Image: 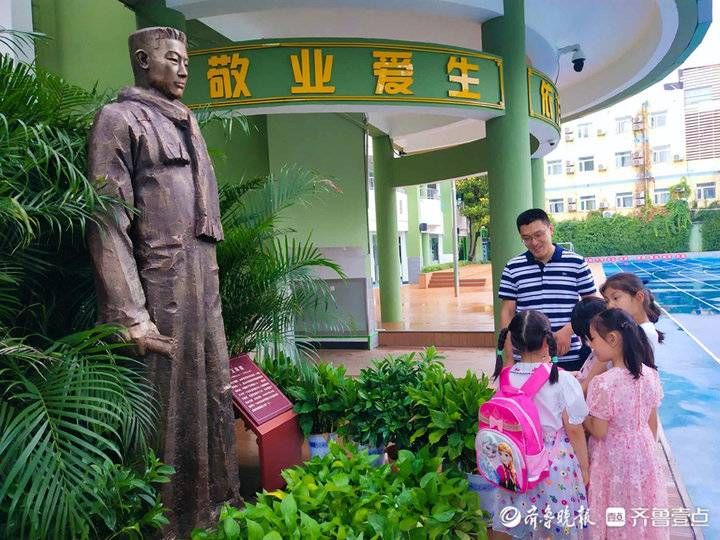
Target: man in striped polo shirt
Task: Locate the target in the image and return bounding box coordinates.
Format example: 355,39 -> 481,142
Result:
499,209 -> 597,370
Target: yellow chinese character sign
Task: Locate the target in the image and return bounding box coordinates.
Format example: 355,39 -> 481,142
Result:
447,56 -> 481,99
186,39 -> 505,114
207,53 -> 251,99
372,51 -> 414,95
290,48 -> 335,94
527,68 -> 561,133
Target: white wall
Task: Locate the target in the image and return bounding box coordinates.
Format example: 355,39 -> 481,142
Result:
0,0 -> 35,63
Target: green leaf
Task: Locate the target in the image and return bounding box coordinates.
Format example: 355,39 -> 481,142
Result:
262,532 -> 284,540
221,517 -> 241,539
246,518 -> 265,540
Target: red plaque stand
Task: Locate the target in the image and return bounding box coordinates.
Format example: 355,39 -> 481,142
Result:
229,354 -> 303,491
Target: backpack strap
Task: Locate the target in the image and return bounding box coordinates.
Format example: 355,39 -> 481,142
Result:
498,366 -> 514,393
520,364 -> 552,398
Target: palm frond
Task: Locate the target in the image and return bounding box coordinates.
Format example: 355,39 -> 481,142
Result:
0,326 -> 158,539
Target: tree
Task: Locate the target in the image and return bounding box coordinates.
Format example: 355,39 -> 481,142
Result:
456,174 -> 489,260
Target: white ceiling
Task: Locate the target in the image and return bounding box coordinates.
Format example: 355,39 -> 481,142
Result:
171,0 -> 683,154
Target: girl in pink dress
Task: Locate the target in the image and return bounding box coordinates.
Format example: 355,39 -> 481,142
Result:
584,308 -> 667,540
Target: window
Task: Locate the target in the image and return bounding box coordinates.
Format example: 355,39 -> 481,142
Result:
615,116 -> 632,134
686,86 -> 712,106
578,156 -> 594,172
580,196 -> 596,211
368,171 -> 375,190
577,123 -> 591,138
654,188 -> 670,204
616,192 -> 633,208
696,182 -> 717,200
652,145 -> 671,164
546,160 -> 562,175
650,111 -> 667,129
549,199 -> 564,213
615,151 -> 632,168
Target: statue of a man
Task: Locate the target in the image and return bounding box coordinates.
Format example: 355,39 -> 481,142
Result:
87,27 -> 239,537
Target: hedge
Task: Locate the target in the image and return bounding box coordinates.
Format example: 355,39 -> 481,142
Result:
701,214 -> 720,251
553,200 -> 692,257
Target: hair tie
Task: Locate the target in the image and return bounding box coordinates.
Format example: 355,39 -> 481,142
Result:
551,356 -> 559,363
496,349 -> 504,357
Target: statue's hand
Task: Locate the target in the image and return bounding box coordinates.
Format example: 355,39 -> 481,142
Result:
127,320 -> 176,358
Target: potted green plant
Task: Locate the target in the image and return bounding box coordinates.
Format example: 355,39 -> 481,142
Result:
289,362 -> 355,458
408,367 -> 495,510
339,347 -> 443,464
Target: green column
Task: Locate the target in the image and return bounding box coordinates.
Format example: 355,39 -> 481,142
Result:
406,185 -> 422,258
482,0 -> 534,330
531,158 -> 545,210
441,181 -> 454,256
373,135 -> 402,322
422,233 -> 432,267
132,0 -> 186,31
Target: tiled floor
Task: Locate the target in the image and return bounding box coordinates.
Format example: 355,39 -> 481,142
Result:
374,263 -> 608,332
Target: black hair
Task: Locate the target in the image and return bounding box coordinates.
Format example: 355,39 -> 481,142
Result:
516,208 -> 551,231
571,297 -> 608,344
590,308 -> 657,379
494,310 -> 559,384
600,272 -> 665,343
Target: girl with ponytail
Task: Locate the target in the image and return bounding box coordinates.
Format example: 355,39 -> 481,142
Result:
491,311 -> 590,539
600,272 -> 665,348
583,308 -> 665,539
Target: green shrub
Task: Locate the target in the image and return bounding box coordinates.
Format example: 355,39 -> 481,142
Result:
192,444 -> 487,539
409,369 -> 494,473
701,213 -> 720,251
553,201 -> 692,256
339,347 -> 445,449
421,261 -> 471,273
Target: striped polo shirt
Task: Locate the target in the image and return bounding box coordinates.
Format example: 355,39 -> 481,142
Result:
499,244 -> 597,363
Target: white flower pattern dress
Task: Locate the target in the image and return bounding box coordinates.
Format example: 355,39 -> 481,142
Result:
493,364 -> 589,539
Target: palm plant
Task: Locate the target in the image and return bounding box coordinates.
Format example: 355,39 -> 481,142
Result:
0,33 -> 161,538
216,165 -> 347,359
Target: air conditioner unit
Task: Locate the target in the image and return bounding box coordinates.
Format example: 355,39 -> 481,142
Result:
673,154 -> 684,162
598,164 -> 607,172
567,197 -> 576,204
568,202 -> 577,212
632,151 -> 642,158
419,223 -> 428,232
632,157 -> 644,166
565,133 -> 574,142
599,201 -> 609,209
597,129 -> 606,136
566,164 -> 575,174
602,211 -> 615,218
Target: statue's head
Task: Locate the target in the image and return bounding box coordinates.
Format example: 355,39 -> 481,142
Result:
129,27 -> 188,100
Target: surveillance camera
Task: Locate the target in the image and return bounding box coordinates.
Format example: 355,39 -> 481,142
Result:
571,48 -> 586,72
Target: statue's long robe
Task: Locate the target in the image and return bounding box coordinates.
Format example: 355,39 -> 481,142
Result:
87,89 -> 239,537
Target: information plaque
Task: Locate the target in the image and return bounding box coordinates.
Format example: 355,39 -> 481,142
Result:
229,354 -> 293,425
229,354 -> 303,491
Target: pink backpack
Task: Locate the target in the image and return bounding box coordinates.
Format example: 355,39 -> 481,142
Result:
476,364 -> 551,493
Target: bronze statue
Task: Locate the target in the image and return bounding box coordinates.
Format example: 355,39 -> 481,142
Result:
87,27 -> 239,537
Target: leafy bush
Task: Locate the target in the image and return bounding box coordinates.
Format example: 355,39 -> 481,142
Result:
289,362 -> 355,436
192,444 -> 487,539
89,450 -> 174,539
553,200 -> 692,256
421,261 -> 471,273
701,212 -> 720,251
409,369 -> 494,473
339,348 -> 444,449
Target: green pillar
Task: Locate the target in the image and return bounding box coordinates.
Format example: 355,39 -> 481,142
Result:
483,0 -> 534,330
531,158 -> 545,210
441,181 -> 454,256
422,233 -> 432,267
132,0 -> 186,31
406,186 -> 422,258
373,135 -> 402,322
